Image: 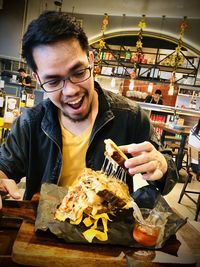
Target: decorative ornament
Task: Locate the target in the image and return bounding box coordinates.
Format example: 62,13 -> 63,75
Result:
130,72 -> 136,79
101,14 -> 109,34
95,65 -> 102,74
99,39 -> 106,48
136,40 -> 143,49
138,19 -> 146,30
96,13 -> 109,73
168,16 -> 188,89
130,15 -> 146,80
180,19 -> 188,36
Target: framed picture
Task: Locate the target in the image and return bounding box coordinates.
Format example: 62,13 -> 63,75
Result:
4,96 -> 20,123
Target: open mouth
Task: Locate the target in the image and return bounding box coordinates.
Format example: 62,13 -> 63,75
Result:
67,96 -> 84,110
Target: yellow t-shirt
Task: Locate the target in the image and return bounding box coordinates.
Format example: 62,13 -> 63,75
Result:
58,123 -> 92,188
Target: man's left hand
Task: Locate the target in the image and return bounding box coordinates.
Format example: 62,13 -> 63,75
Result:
120,141 -> 168,181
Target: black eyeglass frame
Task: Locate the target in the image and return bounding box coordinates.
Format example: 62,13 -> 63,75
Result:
37,66 -> 92,93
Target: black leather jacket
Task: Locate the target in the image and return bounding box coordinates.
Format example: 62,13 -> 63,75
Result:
0,82 -> 178,199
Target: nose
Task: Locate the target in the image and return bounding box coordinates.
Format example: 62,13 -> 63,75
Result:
61,79 -> 80,96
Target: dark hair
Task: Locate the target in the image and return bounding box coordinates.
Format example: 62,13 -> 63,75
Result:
155,89 -> 162,95
18,68 -> 26,72
22,11 -> 89,72
194,118 -> 200,135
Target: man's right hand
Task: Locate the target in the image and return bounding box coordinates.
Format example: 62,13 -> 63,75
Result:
0,179 -> 21,209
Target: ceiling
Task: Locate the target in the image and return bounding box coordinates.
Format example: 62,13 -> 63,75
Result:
56,0 -> 199,53
59,0 -> 200,19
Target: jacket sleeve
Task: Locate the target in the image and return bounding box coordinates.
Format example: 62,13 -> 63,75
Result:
150,153 -> 179,195
0,117 -> 28,182
137,108 -> 179,195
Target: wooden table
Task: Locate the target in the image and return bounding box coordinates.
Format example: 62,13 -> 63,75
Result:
0,198 -> 199,267
152,122 -> 191,171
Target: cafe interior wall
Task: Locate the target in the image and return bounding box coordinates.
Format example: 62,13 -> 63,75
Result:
24,0 -> 200,54
122,80 -> 178,106
0,0 -> 200,107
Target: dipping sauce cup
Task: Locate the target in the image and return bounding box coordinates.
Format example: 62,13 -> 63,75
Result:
133,208 -> 165,247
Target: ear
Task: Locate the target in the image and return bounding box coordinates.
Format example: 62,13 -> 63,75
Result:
32,72 -> 37,80
32,72 -> 40,85
88,51 -> 94,68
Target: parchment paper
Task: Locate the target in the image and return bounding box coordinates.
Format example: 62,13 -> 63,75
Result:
35,183 -> 186,248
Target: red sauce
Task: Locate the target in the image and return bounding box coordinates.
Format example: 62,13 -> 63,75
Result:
133,223 -> 161,247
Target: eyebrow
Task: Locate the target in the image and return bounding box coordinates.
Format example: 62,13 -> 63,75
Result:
43,62 -> 88,81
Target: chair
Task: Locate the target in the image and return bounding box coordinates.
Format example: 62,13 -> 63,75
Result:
165,140 -> 188,170
178,144 -> 200,221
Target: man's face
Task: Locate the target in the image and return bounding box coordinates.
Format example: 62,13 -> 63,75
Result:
153,93 -> 160,101
33,39 -> 95,122
19,71 -> 25,77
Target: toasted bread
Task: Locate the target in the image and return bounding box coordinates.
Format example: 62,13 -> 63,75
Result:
104,139 -> 128,169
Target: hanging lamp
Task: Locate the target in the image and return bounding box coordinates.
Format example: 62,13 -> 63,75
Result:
147,82 -> 153,93
110,77 -> 116,88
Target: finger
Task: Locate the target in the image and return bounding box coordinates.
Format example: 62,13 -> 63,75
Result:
127,160 -> 157,176
0,179 -> 21,199
7,181 -> 21,199
125,152 -> 150,168
119,145 -> 131,154
142,169 -> 164,181
127,142 -> 153,154
0,195 -> 2,209
120,142 -> 153,155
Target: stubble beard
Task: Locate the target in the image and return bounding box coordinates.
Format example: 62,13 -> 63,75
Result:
62,104 -> 92,123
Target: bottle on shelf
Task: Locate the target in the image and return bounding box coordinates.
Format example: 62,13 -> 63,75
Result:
20,88 -> 27,107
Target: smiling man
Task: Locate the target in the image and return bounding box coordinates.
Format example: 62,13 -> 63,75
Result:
0,11 -> 178,203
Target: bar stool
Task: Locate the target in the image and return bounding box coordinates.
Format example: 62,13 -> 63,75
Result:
178,144 -> 200,221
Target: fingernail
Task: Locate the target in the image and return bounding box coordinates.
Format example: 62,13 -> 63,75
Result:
142,174 -> 149,180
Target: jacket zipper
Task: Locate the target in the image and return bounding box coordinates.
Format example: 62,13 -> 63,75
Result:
42,128 -> 63,185
88,115 -> 114,147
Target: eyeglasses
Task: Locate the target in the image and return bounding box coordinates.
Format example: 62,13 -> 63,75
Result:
39,66 -> 92,93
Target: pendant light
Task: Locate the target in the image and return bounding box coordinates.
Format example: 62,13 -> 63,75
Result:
129,80 -> 135,90
168,83 -> 174,96
110,77 -> 116,88
147,82 -> 153,93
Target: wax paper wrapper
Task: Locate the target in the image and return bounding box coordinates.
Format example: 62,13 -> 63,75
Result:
35,183 -> 186,248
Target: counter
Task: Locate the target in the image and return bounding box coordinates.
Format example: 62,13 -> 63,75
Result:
138,102 -> 200,127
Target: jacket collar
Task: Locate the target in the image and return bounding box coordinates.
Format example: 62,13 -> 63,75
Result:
90,82 -> 114,142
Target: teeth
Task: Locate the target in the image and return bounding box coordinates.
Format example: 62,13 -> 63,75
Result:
67,97 -> 82,105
